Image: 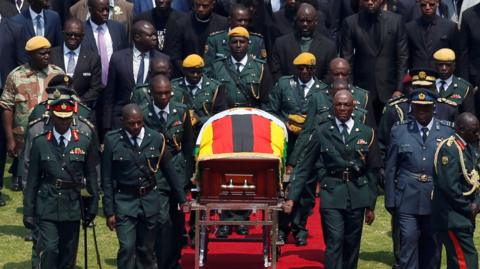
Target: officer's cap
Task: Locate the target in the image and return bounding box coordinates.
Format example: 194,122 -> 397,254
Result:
50,99 -> 75,118
183,54 -> 204,68
409,89 -> 437,105
293,52 -> 316,66
433,48 -> 456,62
25,36 -> 51,52
227,26 -> 249,39
410,67 -> 437,86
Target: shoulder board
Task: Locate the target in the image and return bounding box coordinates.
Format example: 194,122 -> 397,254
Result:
253,57 -> 267,64
213,56 -> 228,62
388,97 -> 408,106
438,120 -> 454,127
279,75 -> 294,82
351,86 -> 368,95
171,77 -> 183,84
79,102 -> 91,112
204,76 -> 222,86
105,128 -> 123,138
49,64 -> 65,72
250,32 -> 263,38
455,76 -> 472,87
28,117 -> 45,127
209,30 -> 227,37
394,119 -> 412,126
133,82 -> 150,90
437,98 -> 458,107
171,101 -> 188,109
77,116 -> 95,129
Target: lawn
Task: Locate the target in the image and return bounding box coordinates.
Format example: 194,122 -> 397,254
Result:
1,172 -> 479,268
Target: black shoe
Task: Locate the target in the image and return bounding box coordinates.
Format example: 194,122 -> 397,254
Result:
236,225 -> 249,235
10,177 -> 22,192
0,193 -> 5,207
24,234 -> 33,242
216,225 -> 231,238
277,233 -> 286,245
295,237 -> 307,246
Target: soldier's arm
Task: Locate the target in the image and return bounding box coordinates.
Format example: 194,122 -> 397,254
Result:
84,135 -> 100,216
23,139 -> 42,217
211,84 -> 228,114
339,19 -> 354,66
182,112 -> 195,187
394,18 -> 409,91
384,128 -> 399,210
262,82 -> 286,122
0,75 -> 16,155
461,83 -> 475,114
101,137 -> 115,217
203,36 -> 217,67
259,64 -> 274,106
269,41 -> 282,82
160,149 -> 187,203
366,130 -> 381,210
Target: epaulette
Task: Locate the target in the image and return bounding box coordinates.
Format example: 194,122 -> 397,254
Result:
79,102 -> 91,112
171,77 -> 183,84
394,119 -> 412,126
437,97 -> 458,107
438,120 -> 454,128
350,85 -> 368,95
387,96 -> 408,106
133,82 -> 150,90
204,76 -> 221,87
456,76 -> 472,87
77,116 -> 95,130
209,30 -> 226,37
213,55 -> 228,62
253,57 -> 267,64
28,117 -> 44,127
250,32 -> 263,38
105,128 -> 123,138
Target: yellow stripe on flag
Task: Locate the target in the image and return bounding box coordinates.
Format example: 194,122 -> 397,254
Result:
198,123 -> 214,157
270,121 -> 286,158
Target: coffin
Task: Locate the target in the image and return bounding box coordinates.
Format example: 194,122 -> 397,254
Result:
194,108 -> 287,204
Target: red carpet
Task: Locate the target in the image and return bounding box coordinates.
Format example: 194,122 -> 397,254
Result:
181,200 -> 325,269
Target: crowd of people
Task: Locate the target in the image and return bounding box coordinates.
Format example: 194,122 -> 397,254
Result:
1,0 -> 480,268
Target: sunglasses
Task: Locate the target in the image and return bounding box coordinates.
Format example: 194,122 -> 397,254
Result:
64,32 -> 83,38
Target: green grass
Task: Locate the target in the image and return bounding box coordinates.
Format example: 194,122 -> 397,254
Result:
1,171 -> 480,268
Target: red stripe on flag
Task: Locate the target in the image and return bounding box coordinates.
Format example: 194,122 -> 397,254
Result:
448,231 -> 468,269
212,115 -> 233,154
251,115 -> 273,153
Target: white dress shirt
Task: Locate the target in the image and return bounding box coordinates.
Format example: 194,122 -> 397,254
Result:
29,7 -> 44,36
53,128 -> 72,147
335,117 -> 354,134
90,20 -> 114,62
185,77 -> 203,95
133,46 -> 150,83
298,78 -> 315,97
416,118 -> 434,137
125,127 -> 145,147
231,55 -> 248,72
63,44 -> 81,76
436,75 -> 453,93
153,103 -> 169,121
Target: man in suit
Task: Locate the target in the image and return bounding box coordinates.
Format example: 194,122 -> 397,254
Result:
102,103 -> 187,269
49,18 -> 102,111
432,112 -> 480,269
270,3 -> 336,82
70,0 -> 134,35
406,0 -> 459,70
103,20 -> 168,131
133,0 -> 155,15
385,89 -> 453,269
133,0 -> 185,69
10,0 -> 63,64
0,0 -> 17,20
284,90 -> 380,269
130,57 -> 173,105
340,0 -> 409,125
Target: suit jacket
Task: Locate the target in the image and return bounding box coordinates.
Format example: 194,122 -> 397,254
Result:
0,18 -> 22,86
103,48 -> 169,129
81,19 -> 128,55
340,10 -> 409,104
459,4 -> 480,86
133,0 -> 154,16
385,119 -> 454,215
49,45 -> 103,107
11,8 -> 63,64
70,0 -> 133,35
0,0 -> 17,19
406,16 -> 459,70
270,32 -> 336,81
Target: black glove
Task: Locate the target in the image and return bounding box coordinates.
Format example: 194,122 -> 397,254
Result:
23,216 -> 36,230
82,214 -> 96,228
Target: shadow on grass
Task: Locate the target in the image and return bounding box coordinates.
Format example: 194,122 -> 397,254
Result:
0,224 -> 30,238
105,258 -> 116,266
360,250 -> 394,266
3,260 -> 30,269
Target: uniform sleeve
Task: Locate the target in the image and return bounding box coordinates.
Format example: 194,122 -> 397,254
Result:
101,136 -> 115,217
262,82 -> 286,122
366,130 -> 381,209
384,128 -> 399,209
259,63 -> 273,105
339,19 -> 354,67
0,73 -> 17,111
211,84 -> 228,115
84,135 -> 100,216
23,139 -> 42,217
203,36 -> 217,67
160,148 -> 187,204
395,18 -> 409,91
182,112 -> 195,187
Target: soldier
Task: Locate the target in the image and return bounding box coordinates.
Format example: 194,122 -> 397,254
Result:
385,89 -> 453,269
432,112 -> 480,269
130,57 -> 173,106
263,52 -> 329,246
171,54 -> 228,135
284,90 -> 381,269
204,4 -> 266,66
23,98 -> 99,269
0,36 -> 64,191
141,74 -> 194,269
433,48 -> 475,114
206,26 -> 273,108
102,104 -> 187,269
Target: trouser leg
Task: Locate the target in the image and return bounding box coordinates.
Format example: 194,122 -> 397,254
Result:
57,221 -> 80,269
137,213 -> 160,269
342,207 -> 365,269
441,229 -> 478,269
321,208 -> 345,269
116,215 -> 138,269
36,219 -> 60,269
398,212 -> 420,269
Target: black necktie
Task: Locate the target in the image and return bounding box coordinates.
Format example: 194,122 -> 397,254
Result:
188,85 -> 197,96
132,136 -> 139,149
235,62 -> 242,72
59,135 -> 66,148
159,111 -> 167,125
137,53 -> 145,84
421,127 -> 428,143
439,80 -> 446,92
300,84 -> 307,98
341,123 -> 348,144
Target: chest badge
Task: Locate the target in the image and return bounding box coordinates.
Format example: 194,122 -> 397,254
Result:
442,156 -> 449,165
357,139 -> 367,145
70,147 -> 85,155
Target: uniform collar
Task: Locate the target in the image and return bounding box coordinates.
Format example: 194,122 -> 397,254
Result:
416,118 -> 434,133
63,44 -> 81,56
335,117 -> 354,134
153,102 -> 170,115
53,128 -> 72,146
185,77 -> 203,90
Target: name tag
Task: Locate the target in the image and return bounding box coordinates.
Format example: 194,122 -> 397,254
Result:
83,72 -> 91,76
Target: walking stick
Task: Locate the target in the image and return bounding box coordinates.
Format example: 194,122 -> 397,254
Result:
84,221 -> 88,269
91,221 -> 103,269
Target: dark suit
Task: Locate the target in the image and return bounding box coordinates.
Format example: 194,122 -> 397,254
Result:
11,8 -> 63,64
340,10 -> 409,123
133,0 -> 154,15
459,4 -> 480,87
270,32 -> 336,81
49,45 -> 103,108
103,48 -> 169,130
81,19 -> 128,55
0,0 -> 17,19
406,16 -> 459,69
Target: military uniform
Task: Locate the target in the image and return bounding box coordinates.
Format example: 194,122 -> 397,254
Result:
436,75 -> 475,114
23,124 -> 99,269
102,126 -> 186,269
206,55 -> 273,108
432,134 -> 480,269
288,117 -> 381,269
385,119 -> 453,269
204,30 -> 267,66
130,82 -> 151,106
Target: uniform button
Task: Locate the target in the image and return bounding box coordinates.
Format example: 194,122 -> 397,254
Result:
62,154 -> 65,157
423,157 -> 426,161
61,168 -> 65,171
58,192 -> 62,195
423,147 -> 426,150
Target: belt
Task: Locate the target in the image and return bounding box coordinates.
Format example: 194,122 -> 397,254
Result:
328,169 -> 364,181
117,183 -> 156,196
46,179 -> 84,189
401,170 -> 432,182
233,102 -> 254,107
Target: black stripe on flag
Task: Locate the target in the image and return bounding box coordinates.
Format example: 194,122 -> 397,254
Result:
231,114 -> 254,152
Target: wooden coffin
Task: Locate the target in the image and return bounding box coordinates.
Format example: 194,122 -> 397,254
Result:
197,158 -> 280,204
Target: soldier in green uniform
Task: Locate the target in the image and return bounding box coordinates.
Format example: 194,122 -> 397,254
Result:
284,90 -> 381,269
171,54 -> 228,135
102,104 -> 187,269
23,98 -> 99,269
0,36 -> 64,191
130,57 -> 173,106
141,75 -> 194,269
432,112 -> 480,269
206,26 -> 273,109
263,52 -> 328,245
203,4 -> 267,66
433,48 -> 475,114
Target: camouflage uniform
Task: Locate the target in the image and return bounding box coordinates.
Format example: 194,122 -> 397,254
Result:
0,64 -> 64,155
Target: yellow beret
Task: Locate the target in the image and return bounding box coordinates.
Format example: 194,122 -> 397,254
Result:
227,26 -> 249,39
293,52 -> 316,66
183,54 -> 204,68
433,48 -> 455,62
25,36 -> 51,52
